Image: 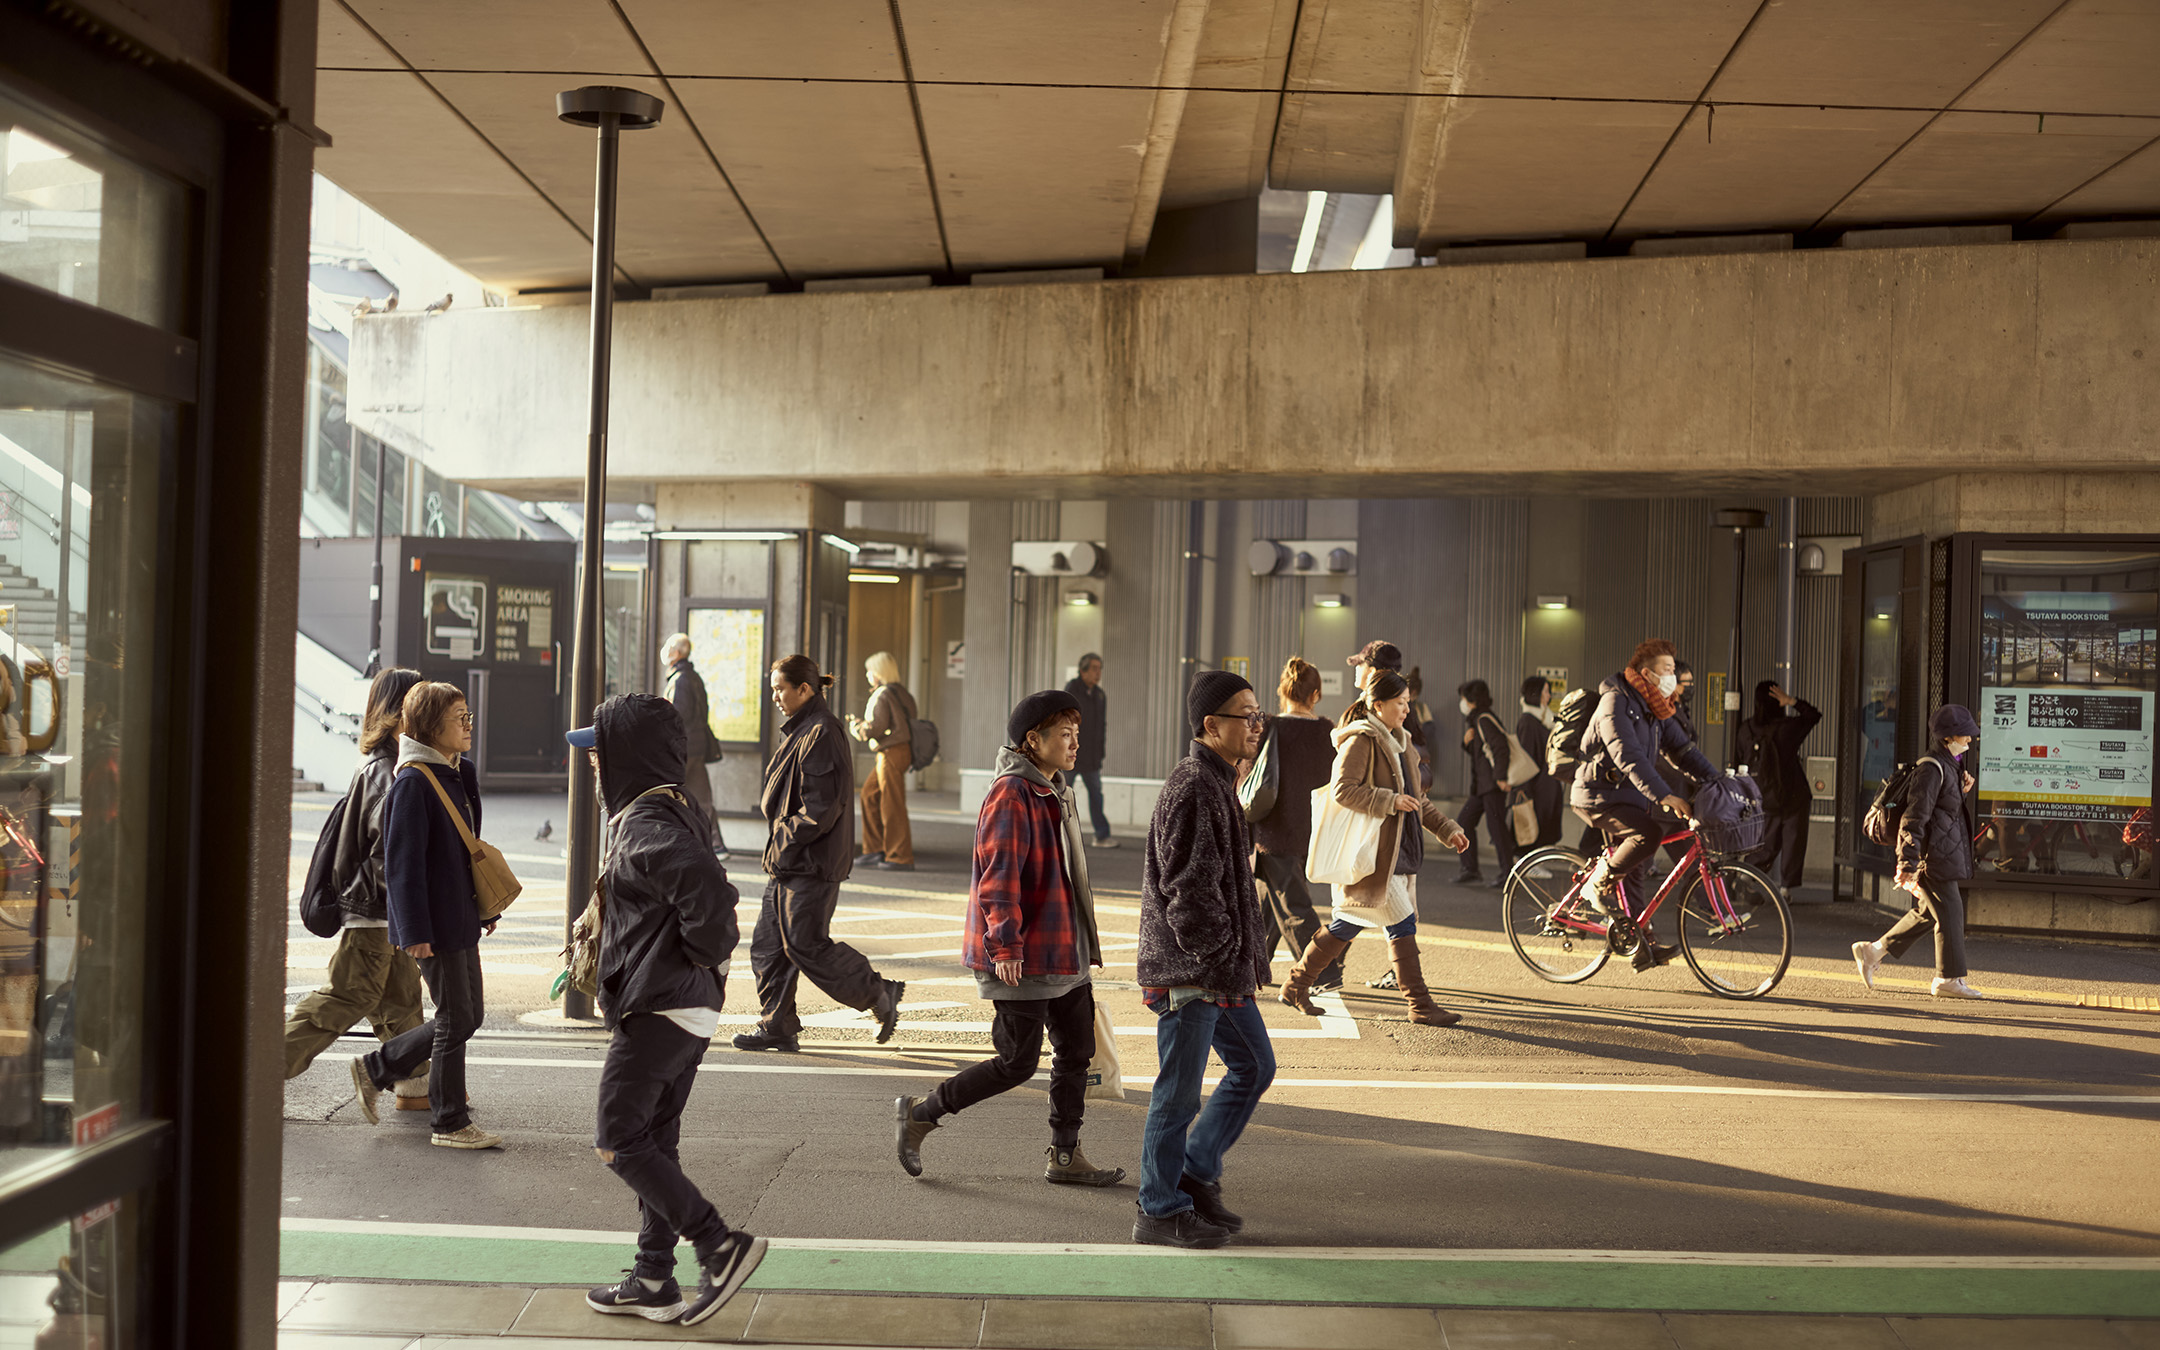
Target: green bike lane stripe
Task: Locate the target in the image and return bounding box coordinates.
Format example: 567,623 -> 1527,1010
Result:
277,1224 -> 2160,1318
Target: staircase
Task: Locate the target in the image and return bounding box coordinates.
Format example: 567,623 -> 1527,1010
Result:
0,560 -> 85,660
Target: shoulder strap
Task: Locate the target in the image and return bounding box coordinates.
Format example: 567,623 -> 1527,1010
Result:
401,764 -> 482,858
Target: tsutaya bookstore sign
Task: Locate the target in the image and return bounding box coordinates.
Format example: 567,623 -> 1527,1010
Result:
1978,687 -> 2155,822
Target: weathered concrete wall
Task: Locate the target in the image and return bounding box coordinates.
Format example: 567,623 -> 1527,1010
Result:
1868,471 -> 2160,542
351,238 -> 2160,500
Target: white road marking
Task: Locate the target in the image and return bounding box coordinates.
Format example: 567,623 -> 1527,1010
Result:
276,1218 -> 2160,1269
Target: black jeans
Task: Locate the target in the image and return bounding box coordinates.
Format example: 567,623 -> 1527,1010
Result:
1881,877 -> 1969,979
750,877 -> 885,1038
597,1013 -> 729,1277
1456,787 -> 1516,877
1253,852 -> 1325,966
925,984 -> 1094,1148
363,944 -> 484,1133
1750,802 -> 1810,890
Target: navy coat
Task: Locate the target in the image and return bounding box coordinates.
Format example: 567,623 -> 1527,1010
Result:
383,756 -> 485,952
1571,673 -> 1717,816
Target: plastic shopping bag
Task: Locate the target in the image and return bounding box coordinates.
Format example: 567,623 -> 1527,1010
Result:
1085,1001 -> 1124,1101
1305,786 -> 1383,886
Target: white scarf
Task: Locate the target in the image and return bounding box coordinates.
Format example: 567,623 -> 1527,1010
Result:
1522,700 -> 1553,727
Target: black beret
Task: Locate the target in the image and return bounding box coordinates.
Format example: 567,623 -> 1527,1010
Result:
1009,689 -> 1083,748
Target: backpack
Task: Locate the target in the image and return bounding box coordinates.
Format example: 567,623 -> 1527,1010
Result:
1862,758 -> 1940,847
908,717 -> 940,772
1545,688 -> 1596,778
298,796 -> 351,939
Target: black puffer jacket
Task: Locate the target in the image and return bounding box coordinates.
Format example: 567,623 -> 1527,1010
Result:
333,744 -> 397,923
1895,749 -> 1973,882
594,693 -> 740,1027
761,691 -> 855,881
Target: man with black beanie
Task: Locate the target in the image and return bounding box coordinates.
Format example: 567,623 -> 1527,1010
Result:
1132,669 -> 1276,1249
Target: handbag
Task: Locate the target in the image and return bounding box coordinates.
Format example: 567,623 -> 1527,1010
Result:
1509,785 -> 1539,847
1238,721 -> 1281,822
401,764 -> 522,922
1481,712 -> 1542,790
1306,785 -> 1384,885
1085,1000 -> 1124,1101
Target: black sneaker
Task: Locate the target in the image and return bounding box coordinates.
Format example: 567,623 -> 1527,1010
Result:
731,1027 -> 799,1053
1177,1174 -> 1244,1233
874,978 -> 905,1045
1133,1206 -> 1229,1249
853,851 -> 885,867
680,1232 -> 769,1326
586,1270 -> 686,1322
876,859 -> 916,872
1450,869 -> 1483,886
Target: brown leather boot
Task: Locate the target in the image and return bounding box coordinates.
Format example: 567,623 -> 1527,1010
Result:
1388,935 -> 1461,1027
1279,929 -> 1353,1015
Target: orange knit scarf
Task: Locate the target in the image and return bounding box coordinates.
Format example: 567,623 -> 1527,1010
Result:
1623,665 -> 1678,720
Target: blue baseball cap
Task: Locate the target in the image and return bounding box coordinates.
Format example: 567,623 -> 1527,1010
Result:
565,725 -> 598,749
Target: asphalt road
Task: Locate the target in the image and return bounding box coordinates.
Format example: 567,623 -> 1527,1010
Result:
281,793 -> 2160,1258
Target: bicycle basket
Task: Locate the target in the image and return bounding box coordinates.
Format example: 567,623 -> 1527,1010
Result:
1697,809 -> 1767,858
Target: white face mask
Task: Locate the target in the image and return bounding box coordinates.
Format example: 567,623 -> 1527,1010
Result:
1458,698 -> 1474,716
1946,738 -> 1972,757
1655,672 -> 1679,697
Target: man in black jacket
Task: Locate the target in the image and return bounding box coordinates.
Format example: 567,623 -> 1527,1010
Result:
662,633 -> 729,858
1065,653 -> 1115,847
570,694 -> 766,1327
1737,681 -> 1824,898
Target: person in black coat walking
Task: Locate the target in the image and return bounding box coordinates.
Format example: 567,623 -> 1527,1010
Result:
1736,681 -> 1823,897
1453,679 -> 1517,887
1853,705 -> 1985,1000
662,633 -> 729,857
573,693 -> 766,1327
1065,653 -> 1115,847
1246,657 -> 1341,990
350,681 -> 501,1149
734,655 -> 905,1053
1517,675 -> 1563,848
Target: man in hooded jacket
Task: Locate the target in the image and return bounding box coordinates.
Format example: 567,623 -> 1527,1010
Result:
570,694 -> 765,1327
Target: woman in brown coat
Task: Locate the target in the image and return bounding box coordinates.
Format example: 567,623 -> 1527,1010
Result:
1279,668 -> 1471,1026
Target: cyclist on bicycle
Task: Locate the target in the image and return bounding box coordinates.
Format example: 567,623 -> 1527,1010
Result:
1571,638 -> 1721,972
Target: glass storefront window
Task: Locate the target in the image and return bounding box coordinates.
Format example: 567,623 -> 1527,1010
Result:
0,91 -> 188,331
0,355 -> 169,1187
1853,553 -> 1903,867
0,1196 -> 142,1347
1974,549 -> 2159,881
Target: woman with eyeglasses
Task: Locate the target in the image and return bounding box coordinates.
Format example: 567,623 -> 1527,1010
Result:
1279,668 -> 1471,1027
350,681 -> 503,1151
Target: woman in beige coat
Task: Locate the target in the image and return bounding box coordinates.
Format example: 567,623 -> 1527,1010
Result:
1279,667 -> 1471,1026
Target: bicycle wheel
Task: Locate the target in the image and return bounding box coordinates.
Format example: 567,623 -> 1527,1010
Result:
1503,846 -> 1609,983
1675,860 -> 1791,999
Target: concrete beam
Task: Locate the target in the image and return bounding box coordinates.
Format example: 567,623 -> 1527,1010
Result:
350,238 -> 2160,500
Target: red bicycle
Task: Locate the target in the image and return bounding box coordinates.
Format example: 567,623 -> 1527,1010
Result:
1502,818 -> 1792,1000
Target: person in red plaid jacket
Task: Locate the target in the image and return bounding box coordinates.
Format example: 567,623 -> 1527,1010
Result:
892,689 -> 1124,1188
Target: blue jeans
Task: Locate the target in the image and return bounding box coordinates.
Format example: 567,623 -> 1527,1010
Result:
1326,912 -> 1417,942
1074,769 -> 1110,841
1138,998 -> 1276,1218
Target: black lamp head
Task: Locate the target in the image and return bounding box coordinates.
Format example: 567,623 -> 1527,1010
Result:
556,86 -> 665,130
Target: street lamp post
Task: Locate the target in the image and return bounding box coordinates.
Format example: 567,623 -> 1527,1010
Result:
1714,507 -> 1768,769
556,84 -> 663,1021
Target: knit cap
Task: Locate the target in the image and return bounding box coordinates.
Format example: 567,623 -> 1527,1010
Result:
1187,669 -> 1255,735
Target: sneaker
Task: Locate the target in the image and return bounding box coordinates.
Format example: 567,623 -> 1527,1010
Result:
348,1057 -> 381,1126
1484,874 -> 1508,889
1133,1206 -> 1229,1249
431,1124 -> 503,1149
1044,1144 -> 1125,1187
732,1027 -> 799,1053
1449,869 -> 1483,886
586,1270 -> 686,1322
1851,940 -> 1883,993
1311,966 -> 1347,993
1931,976 -> 1985,1000
894,1095 -> 939,1177
1176,1174 -> 1243,1233
679,1232 -> 769,1326
876,859 -> 916,871
853,851 -> 884,867
874,978 -> 905,1045
1087,836 -> 1119,849
1363,968 -> 1397,991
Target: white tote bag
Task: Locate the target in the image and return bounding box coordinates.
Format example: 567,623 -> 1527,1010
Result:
1085,1000 -> 1124,1101
1305,785 -> 1384,886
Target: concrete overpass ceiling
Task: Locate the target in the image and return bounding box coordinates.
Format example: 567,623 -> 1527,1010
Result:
312,0 -> 2160,296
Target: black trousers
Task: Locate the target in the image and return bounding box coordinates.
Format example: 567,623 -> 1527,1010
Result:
1881,877 -> 1969,979
1254,852 -> 1323,962
1750,802 -> 1810,890
1531,775 -> 1565,848
1456,787 -> 1516,877
750,876 -> 885,1037
1583,801 -> 1673,928
363,944 -> 483,1134
597,1013 -> 729,1277
926,983 -> 1095,1148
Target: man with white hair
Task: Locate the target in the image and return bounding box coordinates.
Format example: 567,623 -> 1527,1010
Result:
662,633 -> 729,858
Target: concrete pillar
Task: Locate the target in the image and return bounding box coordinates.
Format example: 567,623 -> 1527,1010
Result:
1358,499 -> 1470,796
963,502 -> 1015,773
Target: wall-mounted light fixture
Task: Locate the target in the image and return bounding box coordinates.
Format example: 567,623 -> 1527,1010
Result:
1248,539 -> 1358,577
1314,592 -> 1348,609
1064,590 -> 1098,607
849,572 -> 899,585
821,532 -> 862,556
1535,594 -> 1571,610
647,529 -> 794,541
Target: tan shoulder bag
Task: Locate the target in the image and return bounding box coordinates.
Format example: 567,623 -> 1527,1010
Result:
401,764 -> 522,921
